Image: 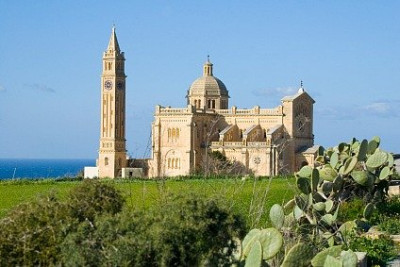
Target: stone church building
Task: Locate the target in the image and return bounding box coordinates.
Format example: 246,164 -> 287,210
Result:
86,28 -> 319,179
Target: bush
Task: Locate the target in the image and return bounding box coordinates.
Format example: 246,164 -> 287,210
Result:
347,233 -> 398,266
337,198 -> 365,222
67,180 -> 125,222
0,181 -> 125,265
0,193 -> 70,265
61,193 -> 246,266
0,181 -> 246,266
378,217 -> 400,235
376,196 -> 400,217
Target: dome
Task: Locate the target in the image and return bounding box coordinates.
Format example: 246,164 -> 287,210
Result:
188,76 -> 228,97
187,59 -> 229,98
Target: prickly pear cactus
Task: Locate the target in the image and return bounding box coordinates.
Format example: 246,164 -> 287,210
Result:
240,137 -> 394,267
269,204 -> 284,229
241,227 -> 283,263
244,240 -> 262,267
281,243 -> 314,267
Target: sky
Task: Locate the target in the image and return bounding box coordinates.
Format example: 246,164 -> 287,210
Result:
0,1 -> 399,159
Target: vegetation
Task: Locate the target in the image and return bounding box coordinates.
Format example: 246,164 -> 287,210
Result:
1,136 -> 399,265
240,137 -> 399,266
0,180 -> 246,265
346,233 -> 398,266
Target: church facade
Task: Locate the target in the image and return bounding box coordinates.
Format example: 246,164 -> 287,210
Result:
94,28 -> 318,179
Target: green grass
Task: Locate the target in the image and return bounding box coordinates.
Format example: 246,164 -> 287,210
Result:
0,177 -> 296,228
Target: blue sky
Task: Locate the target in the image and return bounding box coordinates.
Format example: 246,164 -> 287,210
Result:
0,1 -> 399,159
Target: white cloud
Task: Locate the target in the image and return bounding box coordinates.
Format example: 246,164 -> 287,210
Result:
24,83 -> 55,93
0,85 -> 6,92
361,100 -> 400,118
252,86 -> 298,97
364,102 -> 391,114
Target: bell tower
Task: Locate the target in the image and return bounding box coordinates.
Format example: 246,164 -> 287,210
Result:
98,27 -> 127,178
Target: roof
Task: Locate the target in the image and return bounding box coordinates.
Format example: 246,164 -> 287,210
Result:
244,125 -> 258,135
187,60 -> 229,98
266,124 -> 283,135
281,87 -> 315,103
107,26 -> 120,52
297,145 -> 321,154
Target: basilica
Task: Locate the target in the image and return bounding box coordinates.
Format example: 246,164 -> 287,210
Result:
86,28 -> 319,179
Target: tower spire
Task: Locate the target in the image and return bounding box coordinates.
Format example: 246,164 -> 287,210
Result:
107,26 -> 121,52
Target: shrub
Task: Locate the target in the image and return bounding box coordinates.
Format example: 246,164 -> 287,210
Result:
67,180 -> 125,222
376,196 -> 400,217
337,198 -> 365,222
61,193 -> 246,266
0,193 -> 71,265
347,233 -> 398,266
0,181 -> 125,265
378,217 -> 400,235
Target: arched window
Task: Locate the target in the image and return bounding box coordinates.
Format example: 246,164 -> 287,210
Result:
105,157 -> 109,166
198,100 -> 201,108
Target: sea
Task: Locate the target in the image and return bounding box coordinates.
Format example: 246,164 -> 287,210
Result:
0,159 -> 96,180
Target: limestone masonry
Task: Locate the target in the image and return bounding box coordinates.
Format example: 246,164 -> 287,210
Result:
92,28 -> 319,179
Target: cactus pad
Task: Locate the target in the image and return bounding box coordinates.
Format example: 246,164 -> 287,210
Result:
324,255 -> 342,267
330,152 -> 339,169
298,165 -> 313,178
242,229 -> 261,257
297,177 -> 311,195
351,170 -> 367,185
313,202 -> 326,212
319,166 -> 337,182
340,249 -> 358,267
258,228 -> 283,259
245,240 -> 262,267
357,139 -> 368,161
281,243 -> 314,267
363,203 -> 374,219
379,166 -> 390,180
311,245 -> 342,267
366,150 -> 388,168
270,204 -> 284,229
343,156 -> 357,175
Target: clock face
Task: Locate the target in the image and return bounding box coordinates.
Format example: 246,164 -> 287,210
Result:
297,117 -> 305,133
117,81 -> 124,90
295,113 -> 307,134
104,80 -> 113,90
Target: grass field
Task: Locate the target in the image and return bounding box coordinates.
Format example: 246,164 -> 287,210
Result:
0,177 -> 296,228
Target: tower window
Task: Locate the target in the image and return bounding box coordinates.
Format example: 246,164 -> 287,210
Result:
105,157 -> 109,166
